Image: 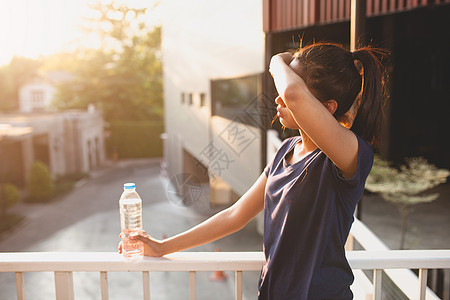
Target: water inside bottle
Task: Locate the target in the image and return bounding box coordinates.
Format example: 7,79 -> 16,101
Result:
120,198 -> 142,231
121,231 -> 144,259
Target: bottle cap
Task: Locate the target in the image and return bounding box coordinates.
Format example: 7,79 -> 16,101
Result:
124,182 -> 136,190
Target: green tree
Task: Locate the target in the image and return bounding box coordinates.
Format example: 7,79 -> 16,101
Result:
0,57 -> 41,112
52,1 -> 163,122
27,161 -> 54,202
365,156 -> 449,249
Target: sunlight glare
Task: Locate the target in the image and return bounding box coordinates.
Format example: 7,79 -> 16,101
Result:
0,0 -> 160,66
0,0 -> 89,65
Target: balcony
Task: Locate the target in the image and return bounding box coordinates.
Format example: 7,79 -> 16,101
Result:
1,131 -> 449,299
1,220 -> 449,300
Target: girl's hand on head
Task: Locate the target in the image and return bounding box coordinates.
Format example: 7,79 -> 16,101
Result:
270,52 -> 294,74
269,51 -> 309,107
278,52 -> 295,64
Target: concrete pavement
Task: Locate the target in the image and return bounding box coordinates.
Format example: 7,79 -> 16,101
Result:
360,183 -> 450,251
0,159 -> 262,300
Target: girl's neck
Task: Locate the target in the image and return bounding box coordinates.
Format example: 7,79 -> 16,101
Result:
287,131 -> 318,165
299,131 -> 318,153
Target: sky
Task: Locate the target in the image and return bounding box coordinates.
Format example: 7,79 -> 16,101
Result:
0,0 -> 160,66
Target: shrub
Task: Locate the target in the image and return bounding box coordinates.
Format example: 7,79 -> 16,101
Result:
0,183 -> 20,217
27,161 -> 54,202
105,120 -> 164,159
3,183 -> 20,207
53,172 -> 88,197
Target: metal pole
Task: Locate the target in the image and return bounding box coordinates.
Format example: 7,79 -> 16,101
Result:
350,0 -> 367,51
350,0 -> 367,220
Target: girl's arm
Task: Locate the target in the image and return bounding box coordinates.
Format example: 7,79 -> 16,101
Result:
128,173 -> 266,257
270,53 -> 359,178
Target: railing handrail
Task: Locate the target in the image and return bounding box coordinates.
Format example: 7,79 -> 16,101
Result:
0,251 -> 263,272
348,250 -> 450,269
1,250 -> 450,300
1,250 -> 449,273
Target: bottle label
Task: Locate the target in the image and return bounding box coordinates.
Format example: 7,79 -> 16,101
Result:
120,198 -> 142,232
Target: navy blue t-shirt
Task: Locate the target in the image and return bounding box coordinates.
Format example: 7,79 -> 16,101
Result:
259,135 -> 373,300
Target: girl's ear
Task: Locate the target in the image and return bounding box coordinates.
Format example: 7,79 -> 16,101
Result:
323,99 -> 338,115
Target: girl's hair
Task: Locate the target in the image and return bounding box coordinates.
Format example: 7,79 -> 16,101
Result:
294,42 -> 389,149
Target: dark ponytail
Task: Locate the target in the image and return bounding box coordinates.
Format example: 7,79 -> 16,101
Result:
351,47 -> 389,149
295,43 -> 389,149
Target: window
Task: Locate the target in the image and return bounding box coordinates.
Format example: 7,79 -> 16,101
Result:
200,93 -> 206,107
31,90 -> 45,108
211,74 -> 262,126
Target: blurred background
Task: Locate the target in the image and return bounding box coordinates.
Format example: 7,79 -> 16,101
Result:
0,0 -> 449,299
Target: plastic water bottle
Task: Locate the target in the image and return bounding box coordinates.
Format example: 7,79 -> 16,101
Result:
119,182 -> 144,259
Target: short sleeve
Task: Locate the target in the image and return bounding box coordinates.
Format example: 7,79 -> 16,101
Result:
332,134 -> 374,186
333,134 -> 374,213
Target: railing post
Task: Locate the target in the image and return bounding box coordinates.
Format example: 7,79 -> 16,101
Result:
418,268 -> 428,300
373,269 -> 382,300
444,269 -> 450,300
430,268 -> 438,291
15,272 -> 25,300
142,271 -> 150,300
189,271 -> 196,300
54,271 -> 74,300
100,271 -> 109,300
235,271 -> 242,300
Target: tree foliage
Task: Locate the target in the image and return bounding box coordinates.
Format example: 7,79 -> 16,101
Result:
3,183 -> 20,208
0,183 -> 20,217
106,120 -> 164,158
0,57 -> 41,112
52,1 -> 162,121
365,156 -> 449,249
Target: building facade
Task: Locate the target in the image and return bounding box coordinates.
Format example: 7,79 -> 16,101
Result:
0,110 -> 106,186
161,0 -> 266,206
0,71 -> 105,187
18,71 -> 74,113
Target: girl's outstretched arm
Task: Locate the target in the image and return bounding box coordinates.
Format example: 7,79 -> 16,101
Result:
124,173 -> 266,257
270,53 -> 359,178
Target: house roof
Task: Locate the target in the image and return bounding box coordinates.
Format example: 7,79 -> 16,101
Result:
22,70 -> 75,87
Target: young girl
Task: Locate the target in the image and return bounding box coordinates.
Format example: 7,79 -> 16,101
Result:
120,42 -> 388,299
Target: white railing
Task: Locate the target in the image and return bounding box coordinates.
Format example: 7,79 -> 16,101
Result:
349,218 -> 449,300
1,130 -> 449,299
0,251 -> 262,300
1,249 -> 450,300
